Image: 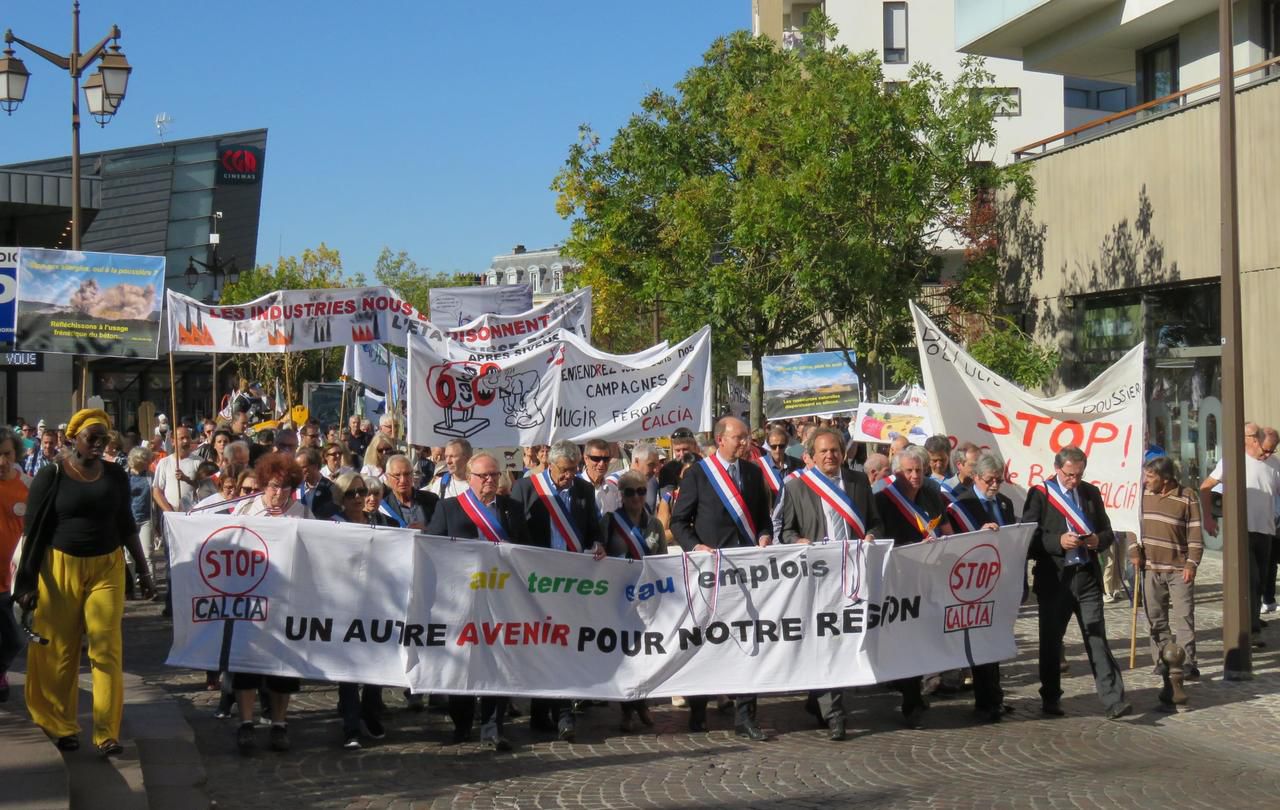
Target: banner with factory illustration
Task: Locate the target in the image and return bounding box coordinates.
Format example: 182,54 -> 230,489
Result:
16,247 -> 165,359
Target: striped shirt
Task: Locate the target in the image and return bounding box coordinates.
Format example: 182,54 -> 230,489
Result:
1139,485 -> 1203,572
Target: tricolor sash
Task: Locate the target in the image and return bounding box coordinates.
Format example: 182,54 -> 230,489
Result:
937,478 -> 957,503
946,499 -> 979,533
785,469 -> 803,482
700,456 -> 757,544
610,509 -> 648,560
882,478 -> 938,540
757,457 -> 784,494
531,469 -> 585,552
799,468 -> 867,540
605,471 -> 622,487
458,489 -> 509,544
1040,478 -> 1094,535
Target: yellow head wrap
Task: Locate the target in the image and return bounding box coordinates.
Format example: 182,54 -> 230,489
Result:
66,408 -> 111,438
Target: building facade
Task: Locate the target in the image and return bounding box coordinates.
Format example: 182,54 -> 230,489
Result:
0,128 -> 267,428
958,0 -> 1280,498
483,244 -> 579,305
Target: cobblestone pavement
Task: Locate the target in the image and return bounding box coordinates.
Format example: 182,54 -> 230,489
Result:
124,551 -> 1280,809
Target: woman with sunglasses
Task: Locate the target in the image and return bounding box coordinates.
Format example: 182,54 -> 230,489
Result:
330,472 -> 394,527
13,409 -> 153,757
601,469 -> 667,732
320,442 -> 354,481
360,435 -> 396,481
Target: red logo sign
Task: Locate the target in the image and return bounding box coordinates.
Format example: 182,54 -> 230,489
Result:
221,149 -> 257,174
948,543 -> 1002,605
198,525 -> 269,596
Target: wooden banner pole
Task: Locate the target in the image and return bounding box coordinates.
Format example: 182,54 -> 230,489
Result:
1129,569 -> 1143,668
80,358 -> 89,410
211,352 -> 218,419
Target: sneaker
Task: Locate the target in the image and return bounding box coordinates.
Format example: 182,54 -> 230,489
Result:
1101,593 -> 1117,604
1264,603 -> 1278,614
671,695 -> 687,708
361,715 -> 386,740
0,673 -> 9,703
269,724 -> 290,752
213,708 -> 233,720
236,722 -> 256,754
342,733 -> 361,750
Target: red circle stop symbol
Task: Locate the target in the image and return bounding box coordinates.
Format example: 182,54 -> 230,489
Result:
198,525 -> 270,596
949,543 -> 1002,604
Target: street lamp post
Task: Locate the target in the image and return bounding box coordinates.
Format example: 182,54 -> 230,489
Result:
0,1 -> 132,250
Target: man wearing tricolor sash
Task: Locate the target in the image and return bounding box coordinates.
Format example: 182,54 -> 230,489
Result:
779,426 -> 881,741
425,452 -> 531,752
873,444 -> 952,729
510,440 -> 605,742
1021,445 -> 1130,720
671,416 -> 772,741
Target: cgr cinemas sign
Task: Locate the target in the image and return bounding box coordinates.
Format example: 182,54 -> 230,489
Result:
217,145 -> 264,185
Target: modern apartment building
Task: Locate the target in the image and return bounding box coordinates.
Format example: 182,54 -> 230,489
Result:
752,1 -> 1132,164
957,0 -> 1280,497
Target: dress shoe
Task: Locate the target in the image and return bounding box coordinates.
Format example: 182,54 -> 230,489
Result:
827,717 -> 847,741
735,720 -> 767,741
1104,701 -> 1132,720
557,721 -> 576,743
975,706 -> 1002,724
902,707 -> 925,729
689,717 -> 707,732
451,727 -> 470,744
481,734 -> 512,752
635,705 -> 654,727
688,704 -> 708,732
1041,701 -> 1065,717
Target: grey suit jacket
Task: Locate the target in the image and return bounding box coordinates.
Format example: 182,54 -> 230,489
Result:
780,469 -> 882,543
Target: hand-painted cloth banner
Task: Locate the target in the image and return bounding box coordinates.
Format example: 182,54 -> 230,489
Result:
910,301 -> 1144,533
407,326 -> 712,446
429,284 -> 532,328
761,351 -> 860,420
850,403 -> 932,446
17,248 -> 165,359
431,287 -> 593,354
164,514 -> 1032,698
166,286 -> 431,353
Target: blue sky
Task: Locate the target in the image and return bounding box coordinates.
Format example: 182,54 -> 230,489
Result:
1,1 -> 746,279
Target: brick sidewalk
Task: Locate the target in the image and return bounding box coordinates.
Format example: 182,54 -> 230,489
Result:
123,550 -> 1280,809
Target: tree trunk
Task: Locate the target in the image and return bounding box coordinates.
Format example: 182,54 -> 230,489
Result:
750,351 -> 764,431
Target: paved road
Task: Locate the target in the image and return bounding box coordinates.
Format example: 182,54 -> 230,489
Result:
113,549 -> 1280,810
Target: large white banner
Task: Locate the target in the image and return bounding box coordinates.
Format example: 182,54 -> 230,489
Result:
167,286 -> 432,353
165,514 -> 1032,698
407,326 -> 712,447
911,301 -> 1144,533
429,284 -> 532,328
430,286 -> 593,353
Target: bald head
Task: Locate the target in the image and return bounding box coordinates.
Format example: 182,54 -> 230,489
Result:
713,416 -> 750,462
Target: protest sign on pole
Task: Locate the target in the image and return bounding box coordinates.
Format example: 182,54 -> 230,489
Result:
850,402 -> 932,445
429,284 -> 532,327
407,326 -> 712,447
761,351 -> 860,420
16,247 -> 165,359
0,247 -> 17,343
166,286 -> 432,354
165,514 -> 1032,698
910,301 -> 1144,532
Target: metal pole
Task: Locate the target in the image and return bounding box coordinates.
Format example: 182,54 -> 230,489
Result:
1218,0 -> 1252,680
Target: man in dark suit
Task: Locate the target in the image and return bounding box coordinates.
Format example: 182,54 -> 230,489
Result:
509,440 -> 605,742
378,454 -> 439,529
780,426 -> 882,740
671,416 -> 772,741
947,452 -> 1018,723
1022,445 -> 1130,719
295,448 -> 338,519
426,451 -> 532,751
874,444 -> 953,729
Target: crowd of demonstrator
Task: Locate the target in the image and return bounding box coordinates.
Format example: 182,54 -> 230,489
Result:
2,401 -> 1268,757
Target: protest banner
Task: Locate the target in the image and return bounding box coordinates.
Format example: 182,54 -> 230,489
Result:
850,403 -> 932,446
407,325 -> 712,447
910,301 -> 1144,533
0,247 -> 16,342
437,286 -> 593,351
165,514 -> 1032,698
762,351 -> 860,420
342,341 -> 408,400
166,286 -> 432,353
16,247 -> 165,359
429,284 -> 532,327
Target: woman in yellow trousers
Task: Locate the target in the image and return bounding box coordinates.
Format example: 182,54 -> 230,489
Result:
13,409 -> 154,756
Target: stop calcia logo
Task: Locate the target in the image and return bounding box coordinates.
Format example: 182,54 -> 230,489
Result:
944,543 -> 1001,633
193,526 -> 270,623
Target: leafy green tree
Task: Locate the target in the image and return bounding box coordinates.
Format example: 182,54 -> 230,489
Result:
554,17 -> 1040,426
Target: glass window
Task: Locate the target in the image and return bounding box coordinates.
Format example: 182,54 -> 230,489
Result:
1146,283 -> 1220,348
104,150 -> 172,174
1081,298 -> 1142,352
1139,38 -> 1179,106
169,189 -> 213,221
1064,88 -> 1090,108
972,87 -> 1021,116
172,162 -> 216,192
1097,87 -> 1129,112
883,2 -> 907,64
166,218 -> 209,250
175,142 -> 217,164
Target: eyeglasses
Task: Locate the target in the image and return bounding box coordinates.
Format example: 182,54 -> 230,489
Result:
620,487 -> 646,497
386,471 -> 411,479
768,443 -> 787,450
586,455 -> 611,463
345,489 -> 369,498
470,471 -> 501,480
977,476 -> 1001,486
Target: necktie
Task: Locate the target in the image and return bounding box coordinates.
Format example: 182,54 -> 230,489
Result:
985,498 -> 1001,525
728,462 -> 740,490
